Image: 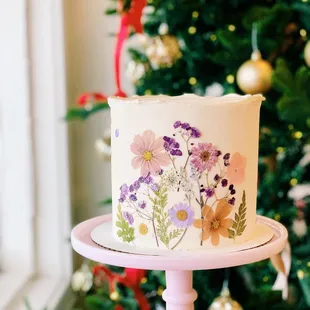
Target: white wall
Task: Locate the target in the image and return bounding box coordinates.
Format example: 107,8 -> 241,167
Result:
63,1 -> 133,224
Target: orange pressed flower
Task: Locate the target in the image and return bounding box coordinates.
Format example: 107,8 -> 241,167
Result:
226,152 -> 247,185
193,200 -> 233,246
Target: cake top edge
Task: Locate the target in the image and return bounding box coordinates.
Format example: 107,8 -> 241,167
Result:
108,93 -> 265,106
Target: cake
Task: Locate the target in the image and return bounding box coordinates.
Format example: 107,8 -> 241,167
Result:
108,94 -> 264,251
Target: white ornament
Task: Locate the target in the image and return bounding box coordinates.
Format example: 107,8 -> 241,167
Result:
159,23 -> 169,35
272,242 -> 291,300
288,184 -> 310,201
142,5 -> 155,15
299,144 -> 310,167
205,82 -> 224,97
126,61 -> 146,82
292,219 -> 307,238
141,6 -> 155,24
71,263 -> 93,292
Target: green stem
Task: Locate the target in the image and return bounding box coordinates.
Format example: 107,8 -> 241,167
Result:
152,213 -> 159,247
171,228 -> 187,250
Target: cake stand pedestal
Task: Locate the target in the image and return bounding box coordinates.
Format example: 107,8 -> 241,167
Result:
71,215 -> 287,310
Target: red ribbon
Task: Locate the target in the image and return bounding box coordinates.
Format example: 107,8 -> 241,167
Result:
114,0 -> 146,97
92,265 -> 150,310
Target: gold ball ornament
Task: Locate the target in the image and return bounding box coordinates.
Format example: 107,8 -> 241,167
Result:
304,41 -> 310,67
145,35 -> 181,68
236,50 -> 273,94
208,288 -> 243,310
95,129 -> 111,161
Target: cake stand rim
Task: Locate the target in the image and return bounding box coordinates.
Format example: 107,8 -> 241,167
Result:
71,214 -> 288,271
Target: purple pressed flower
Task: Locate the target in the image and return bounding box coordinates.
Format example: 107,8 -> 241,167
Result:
223,153 -> 230,160
221,179 -> 228,187
230,189 -> 236,195
190,127 -> 201,138
164,142 -> 170,151
144,174 -> 153,184
115,129 -> 119,138
133,181 -> 140,190
181,122 -> 190,129
120,184 -> 129,196
174,121 -> 182,128
173,142 -> 180,148
228,197 -> 236,205
123,211 -> 134,225
191,143 -> 218,173
138,176 -> 144,183
214,174 -> 220,182
151,183 -> 159,192
129,184 -> 135,192
175,149 -> 183,156
119,196 -> 125,203
205,188 -> 215,198
170,149 -> 177,156
129,194 -> 137,201
163,136 -> 171,142
169,203 -> 194,228
229,184 -> 234,190
216,150 -> 222,157
138,201 -> 147,209
159,169 -> 164,175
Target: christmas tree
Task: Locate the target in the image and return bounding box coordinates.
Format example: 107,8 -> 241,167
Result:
69,0 -> 310,309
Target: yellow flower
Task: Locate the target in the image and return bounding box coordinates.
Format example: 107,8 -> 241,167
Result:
139,223 -> 148,235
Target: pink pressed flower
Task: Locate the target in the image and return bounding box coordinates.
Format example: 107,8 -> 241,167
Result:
131,130 -> 170,176
191,143 -> 218,173
226,152 -> 247,185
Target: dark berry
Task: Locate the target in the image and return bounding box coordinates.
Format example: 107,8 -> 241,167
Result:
214,174 -> 220,182
223,153 -> 230,160
221,179 -> 228,187
229,184 -> 234,190
230,189 -> 236,195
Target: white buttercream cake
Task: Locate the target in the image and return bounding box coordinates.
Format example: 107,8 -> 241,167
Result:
108,94 -> 264,250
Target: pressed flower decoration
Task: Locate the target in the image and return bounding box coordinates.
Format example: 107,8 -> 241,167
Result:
131,130 -> 170,176
117,121 -> 248,249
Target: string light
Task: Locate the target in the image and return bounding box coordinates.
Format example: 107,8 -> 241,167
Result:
276,147 -> 285,153
141,277 -> 148,284
290,178 -> 298,186
189,77 -> 197,85
145,89 -> 152,95
288,124 -> 294,130
293,131 -> 303,139
210,34 -> 217,41
188,26 -> 197,34
157,286 -> 164,296
228,24 -> 236,32
297,270 -> 305,279
300,29 -> 307,37
192,11 -> 199,19
274,213 -> 281,221
110,291 -> 120,301
263,276 -> 269,282
147,0 -> 153,3
307,261 -> 310,268
226,74 -> 235,84
302,0 -> 308,2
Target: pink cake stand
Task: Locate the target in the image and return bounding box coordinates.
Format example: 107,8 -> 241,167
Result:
71,214 -> 288,310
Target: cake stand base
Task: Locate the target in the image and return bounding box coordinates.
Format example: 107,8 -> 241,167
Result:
71,215 -> 287,310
